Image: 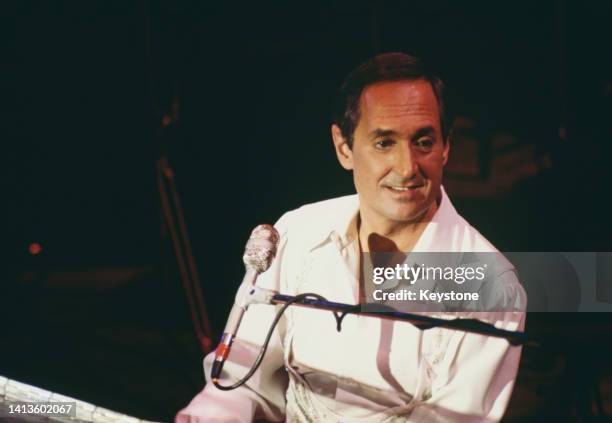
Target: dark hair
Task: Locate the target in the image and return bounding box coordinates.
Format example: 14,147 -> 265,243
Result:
332,52 -> 452,148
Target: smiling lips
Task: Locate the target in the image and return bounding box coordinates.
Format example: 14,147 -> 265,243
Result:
388,185 -> 419,191
384,184 -> 424,198
385,184 -> 423,191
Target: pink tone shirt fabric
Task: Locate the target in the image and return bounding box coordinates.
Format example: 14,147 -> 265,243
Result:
176,187 -> 526,422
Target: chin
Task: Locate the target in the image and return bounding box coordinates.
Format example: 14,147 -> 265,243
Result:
391,205 -> 430,223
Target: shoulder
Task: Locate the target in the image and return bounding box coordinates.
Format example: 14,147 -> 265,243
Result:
455,214 -> 503,254
273,194 -> 358,239
435,189 -> 507,256
444,201 -> 527,311
263,195 -> 358,293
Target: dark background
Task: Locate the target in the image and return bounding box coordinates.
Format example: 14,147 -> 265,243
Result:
3,1 -> 612,421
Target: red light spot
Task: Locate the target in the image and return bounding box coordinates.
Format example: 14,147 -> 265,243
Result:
29,242 -> 42,255
162,115 -> 172,127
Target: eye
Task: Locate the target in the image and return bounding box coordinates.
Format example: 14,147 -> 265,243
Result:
414,138 -> 434,151
375,139 -> 395,149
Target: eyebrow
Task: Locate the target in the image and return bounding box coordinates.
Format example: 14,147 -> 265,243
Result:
368,128 -> 399,140
412,126 -> 437,140
368,125 -> 437,141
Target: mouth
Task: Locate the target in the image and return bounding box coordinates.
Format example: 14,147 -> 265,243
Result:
383,184 -> 425,199
385,185 -> 423,192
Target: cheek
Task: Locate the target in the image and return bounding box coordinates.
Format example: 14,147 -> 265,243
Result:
352,165 -> 369,192
419,157 -> 445,179
353,152 -> 390,180
352,158 -> 375,192
353,164 -> 376,191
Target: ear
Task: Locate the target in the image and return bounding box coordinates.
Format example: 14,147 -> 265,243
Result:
442,138 -> 450,166
331,124 -> 354,170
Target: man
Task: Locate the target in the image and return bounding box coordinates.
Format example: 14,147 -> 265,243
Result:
177,52 -> 526,422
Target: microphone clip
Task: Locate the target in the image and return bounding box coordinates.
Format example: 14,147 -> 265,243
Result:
238,286 -> 278,309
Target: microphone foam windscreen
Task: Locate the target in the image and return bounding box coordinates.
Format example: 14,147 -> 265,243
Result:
243,224 -> 280,273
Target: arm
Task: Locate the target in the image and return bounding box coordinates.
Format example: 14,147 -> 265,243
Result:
176,219 -> 291,423
175,305 -> 288,422
409,271 -> 527,422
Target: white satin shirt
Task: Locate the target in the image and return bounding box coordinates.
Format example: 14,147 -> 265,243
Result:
176,187 -> 526,422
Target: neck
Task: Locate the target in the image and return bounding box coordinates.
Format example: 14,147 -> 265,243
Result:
358,201 -> 438,253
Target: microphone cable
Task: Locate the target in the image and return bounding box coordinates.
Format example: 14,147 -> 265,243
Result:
212,293 -> 326,391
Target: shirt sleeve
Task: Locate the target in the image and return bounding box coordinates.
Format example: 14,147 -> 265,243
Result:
175,216 -> 291,423
409,270 -> 527,422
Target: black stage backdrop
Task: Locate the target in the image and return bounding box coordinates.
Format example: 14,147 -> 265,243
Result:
3,1 -> 612,421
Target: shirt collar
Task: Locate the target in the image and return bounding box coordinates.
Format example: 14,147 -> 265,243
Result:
307,186 -> 457,253
307,195 -> 360,252
411,185 -> 457,252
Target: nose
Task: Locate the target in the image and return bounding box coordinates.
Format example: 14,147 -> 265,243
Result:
393,142 -> 418,180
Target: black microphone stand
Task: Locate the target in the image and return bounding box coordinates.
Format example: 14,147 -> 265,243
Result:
212,287 -> 528,390
143,3 -> 213,355
270,293 -> 527,346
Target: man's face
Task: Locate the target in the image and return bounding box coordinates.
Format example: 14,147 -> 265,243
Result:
332,79 -> 449,227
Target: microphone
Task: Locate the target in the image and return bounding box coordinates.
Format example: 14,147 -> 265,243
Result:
211,224 -> 280,382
